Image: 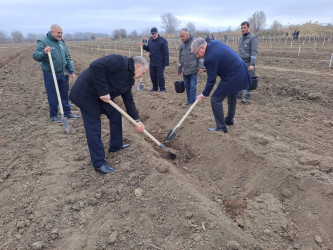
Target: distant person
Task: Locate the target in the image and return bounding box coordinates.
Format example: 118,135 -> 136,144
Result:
237,21 -> 258,103
224,35 -> 229,43
285,32 -> 288,38
69,55 -> 147,174
296,30 -> 300,39
141,27 -> 169,93
192,37 -> 252,133
33,24 -> 79,122
205,35 -> 211,43
211,34 -> 215,41
178,28 -> 203,105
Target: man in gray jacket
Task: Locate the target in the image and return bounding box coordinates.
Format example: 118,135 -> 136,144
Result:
237,21 -> 258,103
178,28 -> 203,105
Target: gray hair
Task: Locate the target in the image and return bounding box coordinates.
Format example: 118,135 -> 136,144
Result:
50,24 -> 62,31
180,28 -> 189,35
191,37 -> 207,52
133,56 -> 148,68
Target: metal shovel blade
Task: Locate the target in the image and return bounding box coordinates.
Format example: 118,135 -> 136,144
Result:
165,127 -> 178,143
137,83 -> 144,91
61,115 -> 70,132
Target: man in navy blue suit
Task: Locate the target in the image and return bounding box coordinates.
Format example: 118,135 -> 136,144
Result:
192,37 -> 252,133
69,55 -> 147,174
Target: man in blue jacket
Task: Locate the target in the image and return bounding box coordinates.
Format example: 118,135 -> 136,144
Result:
69,55 -> 147,174
33,24 -> 79,122
141,27 -> 169,93
192,37 -> 252,133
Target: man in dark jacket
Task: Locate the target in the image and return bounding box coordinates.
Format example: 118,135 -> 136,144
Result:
33,24 -> 79,122
192,37 -> 252,133
69,55 -> 147,174
141,27 -> 169,92
178,28 -> 203,105
237,21 -> 259,103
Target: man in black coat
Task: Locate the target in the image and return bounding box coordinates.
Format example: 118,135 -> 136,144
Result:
69,55 -> 147,174
141,27 -> 169,92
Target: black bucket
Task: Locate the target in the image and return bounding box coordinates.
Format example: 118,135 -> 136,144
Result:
249,76 -> 258,90
174,81 -> 185,93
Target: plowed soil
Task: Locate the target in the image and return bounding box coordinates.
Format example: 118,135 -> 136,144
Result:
1,38 -> 333,249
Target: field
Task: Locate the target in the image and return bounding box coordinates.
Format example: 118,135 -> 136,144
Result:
1,36 -> 333,249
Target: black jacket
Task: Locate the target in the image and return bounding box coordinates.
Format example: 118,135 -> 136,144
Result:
142,35 -> 169,66
69,55 -> 139,120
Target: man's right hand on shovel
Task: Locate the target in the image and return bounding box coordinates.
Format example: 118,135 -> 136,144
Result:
44,46 -> 52,54
136,121 -> 145,133
100,94 -> 111,103
196,94 -> 204,104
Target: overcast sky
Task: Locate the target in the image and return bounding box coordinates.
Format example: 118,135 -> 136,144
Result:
1,0 -> 332,36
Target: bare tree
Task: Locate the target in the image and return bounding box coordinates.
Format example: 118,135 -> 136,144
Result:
186,22 -> 196,35
0,30 -> 7,44
161,12 -> 180,34
11,30 -> 24,43
248,11 -> 266,33
63,33 -> 73,41
128,30 -> 138,38
112,29 -> 127,39
271,20 -> 283,30
140,27 -> 151,37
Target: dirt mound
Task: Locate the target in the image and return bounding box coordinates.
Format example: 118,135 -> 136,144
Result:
0,40 -> 332,249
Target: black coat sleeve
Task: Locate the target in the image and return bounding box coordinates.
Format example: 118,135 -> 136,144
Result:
121,89 -> 139,120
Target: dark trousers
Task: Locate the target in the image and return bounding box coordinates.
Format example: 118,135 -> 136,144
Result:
43,72 -> 71,117
150,65 -> 166,91
211,92 -> 237,129
81,106 -> 123,168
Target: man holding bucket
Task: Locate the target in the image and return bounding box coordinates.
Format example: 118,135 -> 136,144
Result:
192,37 -> 252,133
237,21 -> 258,103
178,28 -> 203,105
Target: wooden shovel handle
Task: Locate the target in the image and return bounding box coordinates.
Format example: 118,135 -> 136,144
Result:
107,100 -> 163,147
175,99 -> 198,129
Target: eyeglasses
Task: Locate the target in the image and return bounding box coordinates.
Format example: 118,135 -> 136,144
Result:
194,47 -> 202,56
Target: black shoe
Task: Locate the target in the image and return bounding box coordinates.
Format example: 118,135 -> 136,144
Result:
50,116 -> 62,123
149,89 -> 158,92
225,119 -> 234,126
108,144 -> 130,153
65,113 -> 80,119
94,164 -> 115,174
207,127 -> 228,133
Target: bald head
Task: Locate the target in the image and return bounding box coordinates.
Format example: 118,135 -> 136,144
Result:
179,28 -> 190,42
50,24 -> 63,41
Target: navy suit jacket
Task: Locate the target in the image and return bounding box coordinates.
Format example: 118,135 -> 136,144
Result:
202,40 -> 251,97
69,55 -> 139,120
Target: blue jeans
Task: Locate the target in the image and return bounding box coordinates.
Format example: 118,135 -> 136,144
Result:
183,73 -> 197,104
81,106 -> 123,168
43,72 -> 71,117
211,93 -> 237,129
150,66 -> 166,91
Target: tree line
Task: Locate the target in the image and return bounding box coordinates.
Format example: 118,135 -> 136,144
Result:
1,11 -> 331,44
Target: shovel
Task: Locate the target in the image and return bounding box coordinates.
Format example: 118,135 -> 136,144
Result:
165,99 -> 198,143
108,100 -> 176,159
47,50 -> 70,132
136,45 -> 144,91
